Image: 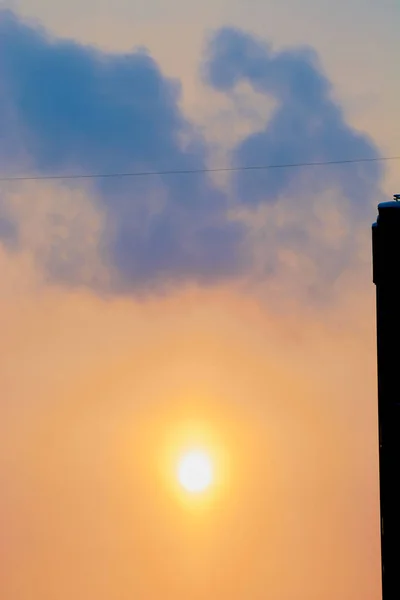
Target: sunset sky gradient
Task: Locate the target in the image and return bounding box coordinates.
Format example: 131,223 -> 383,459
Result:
1,1 -> 399,598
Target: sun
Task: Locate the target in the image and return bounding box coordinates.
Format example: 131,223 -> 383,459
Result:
177,450 -> 213,493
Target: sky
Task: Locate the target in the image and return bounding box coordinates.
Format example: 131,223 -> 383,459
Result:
0,1 -> 399,599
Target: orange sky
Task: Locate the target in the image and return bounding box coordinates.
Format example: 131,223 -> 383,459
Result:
0,245 -> 381,600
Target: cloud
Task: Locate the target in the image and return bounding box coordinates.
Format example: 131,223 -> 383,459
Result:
204,27 -> 383,212
0,12 -> 384,298
202,28 -> 384,300
0,9 -> 244,293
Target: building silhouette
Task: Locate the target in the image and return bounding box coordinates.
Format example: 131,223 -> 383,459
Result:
372,196 -> 400,600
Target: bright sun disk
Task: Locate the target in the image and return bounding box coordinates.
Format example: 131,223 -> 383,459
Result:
177,450 -> 213,493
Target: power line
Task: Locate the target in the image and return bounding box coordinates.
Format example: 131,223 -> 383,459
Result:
0,155 -> 399,183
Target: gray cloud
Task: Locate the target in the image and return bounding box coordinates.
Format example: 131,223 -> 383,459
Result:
203,27 -> 384,298
0,9 -> 244,293
204,27 -> 383,211
0,12 -> 384,297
